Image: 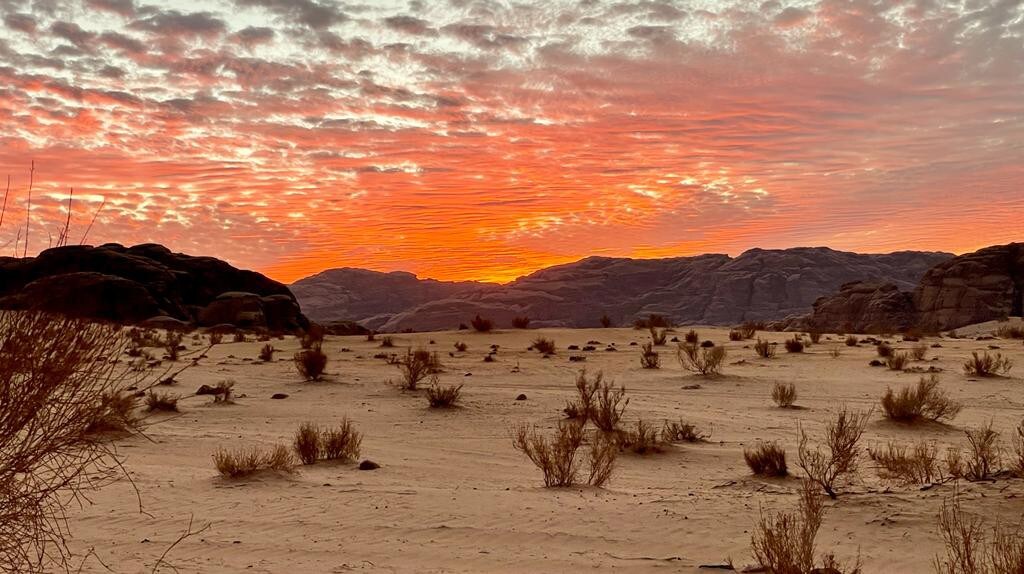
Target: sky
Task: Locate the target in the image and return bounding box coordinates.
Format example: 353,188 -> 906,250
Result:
0,0 -> 1022,284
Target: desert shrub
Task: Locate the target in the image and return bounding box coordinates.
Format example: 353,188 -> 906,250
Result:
565,370 -> 601,423
678,343 -> 726,376
964,424 -> 1001,480
684,329 -> 699,344
294,422 -> 322,465
886,352 -> 910,371
869,440 -> 942,485
808,331 -> 822,344
995,325 -> 1024,339
205,380 -> 234,403
639,342 -> 660,369
454,341 -> 468,352
661,419 -> 710,443
511,421 -> 617,487
301,324 -> 325,349
845,335 -> 859,347
772,383 -> 797,408
209,332 -> 223,345
644,314 -> 669,328
751,481 -> 858,574
532,337 -> 556,355
213,444 -> 295,478
754,338 -> 776,359
880,376 -> 961,423
797,408 -> 871,498
784,336 -> 805,353
618,420 -> 664,454
829,346 -> 842,359
470,314 -> 494,332
85,390 -> 139,434
935,492 -> 1024,574
599,314 -> 613,328
876,342 -> 893,357
427,380 -> 463,408
729,329 -> 743,341
366,331 -> 376,342
650,326 -> 667,346
745,442 -> 788,477
963,351 -> 1013,377
910,343 -> 929,361
377,336 -> 393,348
233,331 -> 246,343
322,419 -> 362,462
396,348 -> 442,390
512,316 -> 531,329
591,380 -> 629,432
164,331 -> 184,360
294,344 -> 328,381
736,322 -> 759,340
258,343 -> 275,362
145,390 -> 179,412
1012,421 -> 1024,479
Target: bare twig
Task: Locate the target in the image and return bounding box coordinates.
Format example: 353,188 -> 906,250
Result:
79,197 -> 106,246
23,160 -> 34,257
151,515 -> 211,574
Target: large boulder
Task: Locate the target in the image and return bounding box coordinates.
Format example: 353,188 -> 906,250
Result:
0,244 -> 308,330
914,243 -> 1024,330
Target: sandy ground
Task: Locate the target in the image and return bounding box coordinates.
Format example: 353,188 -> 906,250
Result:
68,322 -> 1024,573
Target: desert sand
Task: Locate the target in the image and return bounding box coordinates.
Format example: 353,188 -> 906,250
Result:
68,323 -> 1024,573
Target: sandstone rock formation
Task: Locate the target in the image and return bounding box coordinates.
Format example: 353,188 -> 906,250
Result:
293,247 -> 952,332
790,281 -> 916,333
0,243 -> 308,331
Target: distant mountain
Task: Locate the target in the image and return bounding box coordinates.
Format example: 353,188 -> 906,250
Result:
291,247 -> 953,332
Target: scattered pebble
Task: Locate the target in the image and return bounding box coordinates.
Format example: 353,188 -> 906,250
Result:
271,393 -> 289,399
359,460 -> 380,471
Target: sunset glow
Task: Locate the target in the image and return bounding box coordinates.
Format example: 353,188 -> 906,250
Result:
1,0 -> 1022,283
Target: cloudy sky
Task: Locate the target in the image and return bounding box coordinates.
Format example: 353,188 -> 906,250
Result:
1,0 -> 1022,282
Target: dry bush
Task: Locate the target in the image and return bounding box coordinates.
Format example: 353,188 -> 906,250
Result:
322,418 -> 362,462
396,348 -> 439,390
729,329 -> 744,341
868,440 -> 941,485
808,331 -> 823,344
427,380 -> 463,408
209,331 -> 223,345
144,390 -> 179,412
964,424 -> 1001,481
639,342 -> 660,369
512,316 -> 531,329
565,370 -> 601,423
754,339 -> 776,359
379,336 -> 394,348
751,480 -> 823,573
531,336 -> 556,355
206,380 -> 234,403
618,420 -> 664,454
453,341 -> 468,352
300,324 -> 325,349
599,314 -> 613,328
784,336 -> 805,353
911,343 -> 929,361
258,343 -> 274,362
661,419 -> 710,443
84,390 -> 139,434
880,376 -> 962,423
886,351 -> 910,371
963,351 -> 1013,377
365,331 -> 376,342
1012,420 -> 1024,479
678,343 -> 726,376
845,335 -> 859,346
213,444 -> 295,478
745,442 -> 788,476
797,408 -> 871,498
935,492 -> 1024,574
294,422 -> 322,465
739,322 -> 760,339
294,344 -> 328,381
684,329 -> 699,344
876,342 -> 894,357
591,379 -> 629,432
164,331 -> 184,361
772,383 -> 797,408
650,326 -> 667,346
995,325 -> 1024,339
470,314 -> 494,332
511,421 -> 617,487
829,346 -> 842,359
232,331 -> 246,343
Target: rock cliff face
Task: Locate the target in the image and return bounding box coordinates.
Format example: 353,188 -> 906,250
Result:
0,243 -> 308,331
293,247 -> 952,332
914,243 -> 1024,330
782,243 -> 1024,332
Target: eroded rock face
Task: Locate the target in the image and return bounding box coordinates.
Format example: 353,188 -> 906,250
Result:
293,247 -> 952,331
0,244 -> 308,330
789,281 -> 916,333
914,243 -> 1024,330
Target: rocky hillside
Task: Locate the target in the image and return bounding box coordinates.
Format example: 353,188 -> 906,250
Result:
0,243 -> 308,331
293,247 -> 952,332
786,242 -> 1024,332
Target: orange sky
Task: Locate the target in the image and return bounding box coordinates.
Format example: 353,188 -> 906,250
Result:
1,0 -> 1022,283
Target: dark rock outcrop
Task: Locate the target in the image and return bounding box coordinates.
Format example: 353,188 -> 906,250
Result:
0,243 -> 308,331
914,243 -> 1024,330
784,281 -> 916,333
293,247 -> 952,331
